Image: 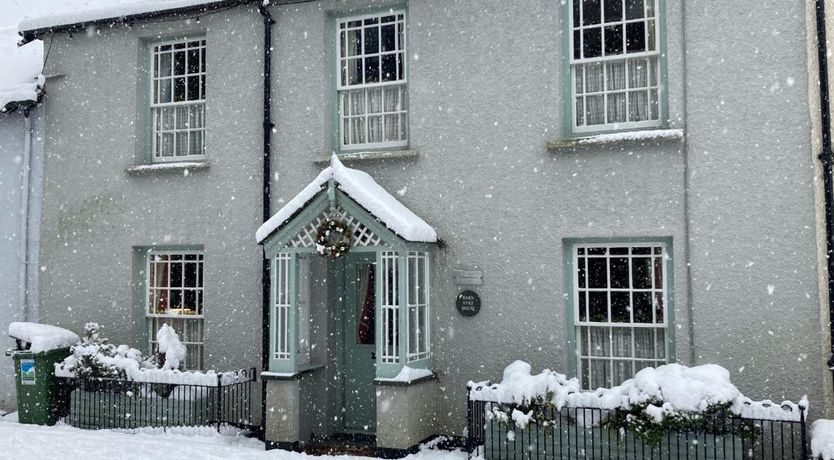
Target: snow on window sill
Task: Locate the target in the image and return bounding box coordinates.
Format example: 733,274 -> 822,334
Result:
126,160 -> 210,175
546,129 -> 684,151
374,366 -> 436,386
314,149 -> 418,164
260,364 -> 324,380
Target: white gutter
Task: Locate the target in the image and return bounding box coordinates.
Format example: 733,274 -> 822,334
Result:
18,111 -> 33,321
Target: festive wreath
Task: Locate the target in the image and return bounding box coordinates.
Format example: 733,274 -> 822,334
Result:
315,218 -> 351,258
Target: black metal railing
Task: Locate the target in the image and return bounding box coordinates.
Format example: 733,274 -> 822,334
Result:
56,368 -> 256,431
467,393 -> 808,459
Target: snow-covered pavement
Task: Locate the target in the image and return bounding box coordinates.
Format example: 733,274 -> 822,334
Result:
0,414 -> 467,460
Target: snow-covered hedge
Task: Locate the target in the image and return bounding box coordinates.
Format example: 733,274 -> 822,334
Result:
469,361 -> 807,422
54,323 -> 244,386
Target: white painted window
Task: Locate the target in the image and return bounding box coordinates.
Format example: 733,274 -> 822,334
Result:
380,252 -> 399,363
151,39 -> 206,161
337,12 -> 407,150
146,251 -> 204,369
570,0 -> 661,132
297,256 -> 311,366
273,254 -> 291,361
406,252 -> 430,362
573,243 -> 668,389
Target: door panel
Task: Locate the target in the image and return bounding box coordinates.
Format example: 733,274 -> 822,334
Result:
343,257 -> 377,432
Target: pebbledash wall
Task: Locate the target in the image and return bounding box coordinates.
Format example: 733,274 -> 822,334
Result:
35,6 -> 264,376
31,0 -> 825,444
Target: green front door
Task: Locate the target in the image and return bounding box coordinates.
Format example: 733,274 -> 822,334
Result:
342,255 -> 377,432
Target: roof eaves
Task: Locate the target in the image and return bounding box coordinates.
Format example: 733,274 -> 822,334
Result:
19,0 -> 258,44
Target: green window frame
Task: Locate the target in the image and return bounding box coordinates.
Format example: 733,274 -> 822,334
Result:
564,238 -> 675,389
330,6 -> 410,154
561,0 -> 669,137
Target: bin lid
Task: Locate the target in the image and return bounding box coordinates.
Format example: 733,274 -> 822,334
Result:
8,322 -> 79,353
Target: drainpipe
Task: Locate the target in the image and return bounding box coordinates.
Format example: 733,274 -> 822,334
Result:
259,2 -> 275,441
18,108 -> 33,323
814,0 -> 834,369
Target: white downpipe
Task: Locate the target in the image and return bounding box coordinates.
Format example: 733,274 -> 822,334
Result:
18,112 -> 32,322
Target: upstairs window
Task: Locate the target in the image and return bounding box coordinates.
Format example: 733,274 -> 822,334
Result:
570,0 -> 661,133
337,12 -> 408,150
151,39 -> 206,161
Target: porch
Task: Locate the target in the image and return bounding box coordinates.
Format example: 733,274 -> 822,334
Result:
258,156 -> 440,451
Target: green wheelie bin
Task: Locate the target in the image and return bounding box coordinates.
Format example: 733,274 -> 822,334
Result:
5,344 -> 72,425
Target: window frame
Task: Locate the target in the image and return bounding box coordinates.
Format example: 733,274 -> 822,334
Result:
564,238 -> 675,389
144,249 -> 205,370
334,9 -> 409,152
148,37 -> 207,163
562,0 -> 668,136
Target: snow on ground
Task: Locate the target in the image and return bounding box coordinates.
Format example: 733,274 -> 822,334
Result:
813,419 -> 834,460
0,414 -> 467,460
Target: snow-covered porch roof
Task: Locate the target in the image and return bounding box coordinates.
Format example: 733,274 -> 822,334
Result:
256,155 -> 437,246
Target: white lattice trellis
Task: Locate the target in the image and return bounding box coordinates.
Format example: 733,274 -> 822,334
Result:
286,207 -> 383,248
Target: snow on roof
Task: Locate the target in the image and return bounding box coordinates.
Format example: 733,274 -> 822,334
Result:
256,155 -> 437,244
18,0 -> 245,33
8,322 -> 79,353
0,27 -> 43,110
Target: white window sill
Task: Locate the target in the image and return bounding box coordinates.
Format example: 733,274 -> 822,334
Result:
314,149 -> 418,164
546,129 -> 684,151
126,160 -> 210,175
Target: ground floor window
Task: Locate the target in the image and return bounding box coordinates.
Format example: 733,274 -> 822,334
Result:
573,242 -> 668,389
146,251 -> 204,369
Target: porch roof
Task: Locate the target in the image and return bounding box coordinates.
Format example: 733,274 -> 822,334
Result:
256,155 -> 437,244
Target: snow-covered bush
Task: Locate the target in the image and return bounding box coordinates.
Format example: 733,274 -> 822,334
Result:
154,324 -> 186,371
60,323 -> 151,382
469,361 -> 808,446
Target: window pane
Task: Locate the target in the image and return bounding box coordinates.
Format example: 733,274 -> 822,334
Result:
187,76 -> 200,101
626,22 -> 646,53
381,24 -> 396,51
604,25 -> 623,56
174,50 -> 186,75
586,94 -> 604,125
582,0 -> 601,25
609,257 -> 628,288
573,0 -> 581,27
633,292 -> 652,322
585,63 -> 604,92
625,0 -> 644,19
604,0 -> 623,22
611,292 -> 630,322
612,328 -> 631,357
632,257 -> 651,288
582,28 -> 602,58
381,54 -> 397,81
174,77 -> 186,102
588,291 -> 608,321
364,56 -> 380,83
364,26 -> 379,54
607,92 -> 626,123
187,49 -> 199,74
588,257 -> 607,288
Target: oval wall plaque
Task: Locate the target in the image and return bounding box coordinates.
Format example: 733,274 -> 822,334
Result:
456,290 -> 481,317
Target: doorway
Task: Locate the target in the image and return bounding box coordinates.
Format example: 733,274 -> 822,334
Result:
342,254 -> 377,433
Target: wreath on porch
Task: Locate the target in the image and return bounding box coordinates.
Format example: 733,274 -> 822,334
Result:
315,218 -> 351,258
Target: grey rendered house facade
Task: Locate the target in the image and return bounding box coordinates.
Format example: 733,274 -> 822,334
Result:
0,38 -> 44,413
19,0 -> 833,451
